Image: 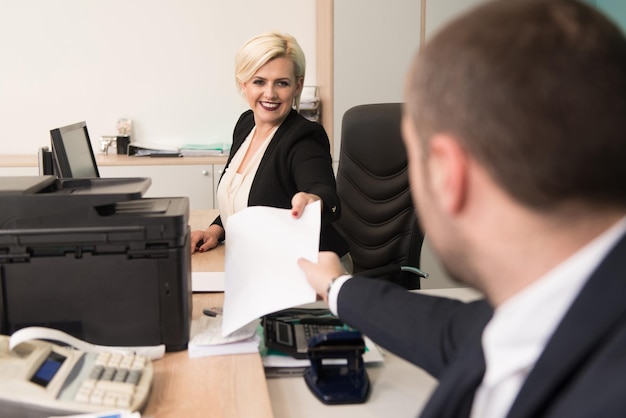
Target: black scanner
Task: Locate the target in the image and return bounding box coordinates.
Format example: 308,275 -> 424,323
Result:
0,176 -> 192,351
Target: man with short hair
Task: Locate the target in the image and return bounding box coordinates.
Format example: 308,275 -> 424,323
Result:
299,0 -> 626,416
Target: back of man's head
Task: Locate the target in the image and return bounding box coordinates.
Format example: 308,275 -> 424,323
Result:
406,0 -> 626,210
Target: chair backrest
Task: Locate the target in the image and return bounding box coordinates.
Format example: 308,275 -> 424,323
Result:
334,103 -> 424,289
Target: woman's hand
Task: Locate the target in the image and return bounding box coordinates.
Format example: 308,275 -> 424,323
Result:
291,192 -> 322,218
190,225 -> 224,254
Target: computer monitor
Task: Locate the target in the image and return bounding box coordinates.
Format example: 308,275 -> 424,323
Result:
50,121 -> 100,178
37,146 -> 54,176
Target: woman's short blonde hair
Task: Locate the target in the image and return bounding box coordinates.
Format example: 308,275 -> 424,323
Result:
235,31 -> 306,110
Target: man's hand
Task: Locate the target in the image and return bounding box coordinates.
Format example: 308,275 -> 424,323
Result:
298,251 -> 346,301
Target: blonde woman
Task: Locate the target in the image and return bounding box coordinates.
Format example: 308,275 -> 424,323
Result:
191,32 -> 347,258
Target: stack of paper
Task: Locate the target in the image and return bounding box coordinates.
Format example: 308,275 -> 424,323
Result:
49,411 -> 140,418
300,86 -> 320,122
127,142 -> 181,157
180,143 -> 231,157
188,314 -> 260,358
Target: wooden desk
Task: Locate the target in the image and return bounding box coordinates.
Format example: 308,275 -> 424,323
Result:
142,209 -> 273,418
267,287 -> 481,418
144,209 -> 482,418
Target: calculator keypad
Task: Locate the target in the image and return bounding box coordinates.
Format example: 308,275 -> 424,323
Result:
73,352 -> 146,408
295,324 -> 348,353
303,324 -> 341,340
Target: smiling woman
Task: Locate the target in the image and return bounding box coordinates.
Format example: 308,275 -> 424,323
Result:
236,56 -> 303,180
235,32 -> 307,111
190,32 -> 349,261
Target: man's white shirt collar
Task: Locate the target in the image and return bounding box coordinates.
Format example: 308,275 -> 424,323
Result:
471,215 -> 626,418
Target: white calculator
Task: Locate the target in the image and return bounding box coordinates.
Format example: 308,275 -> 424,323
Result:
0,333 -> 153,418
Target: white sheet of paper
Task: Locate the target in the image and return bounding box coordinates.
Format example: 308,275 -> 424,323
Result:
192,271 -> 225,292
220,201 -> 320,336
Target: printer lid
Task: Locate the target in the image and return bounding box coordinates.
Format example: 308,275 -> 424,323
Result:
0,176 -> 152,227
0,176 -> 57,195
0,176 -> 150,200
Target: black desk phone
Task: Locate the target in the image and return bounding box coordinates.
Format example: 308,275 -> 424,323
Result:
263,308 -> 355,359
0,328 -> 153,418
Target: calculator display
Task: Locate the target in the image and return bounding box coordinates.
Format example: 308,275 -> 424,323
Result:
31,352 -> 66,387
276,322 -> 293,345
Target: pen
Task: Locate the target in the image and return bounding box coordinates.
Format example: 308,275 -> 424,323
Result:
203,307 -> 223,317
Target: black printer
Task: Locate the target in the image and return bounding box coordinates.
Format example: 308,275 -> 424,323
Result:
0,176 -> 191,351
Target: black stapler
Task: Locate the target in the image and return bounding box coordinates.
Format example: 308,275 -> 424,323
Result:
303,331 -> 370,405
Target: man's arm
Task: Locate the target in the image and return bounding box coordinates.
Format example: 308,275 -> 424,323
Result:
336,277 -> 492,377
299,252 -> 493,377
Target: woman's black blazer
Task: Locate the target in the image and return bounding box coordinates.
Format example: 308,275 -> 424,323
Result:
212,109 -> 348,256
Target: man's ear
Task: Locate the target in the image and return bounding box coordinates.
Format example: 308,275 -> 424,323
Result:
427,134 -> 469,214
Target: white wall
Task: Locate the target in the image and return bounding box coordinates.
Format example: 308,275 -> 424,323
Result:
0,0 -> 316,154
332,0 -> 421,158
331,0 -> 486,160
331,0 -> 488,289
425,0 -> 488,40
420,0 -> 489,288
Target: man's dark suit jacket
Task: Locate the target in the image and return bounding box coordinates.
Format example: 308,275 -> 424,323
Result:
338,232 -> 626,417
212,109 -> 347,255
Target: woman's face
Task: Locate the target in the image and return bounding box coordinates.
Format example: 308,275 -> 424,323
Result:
241,57 -> 303,129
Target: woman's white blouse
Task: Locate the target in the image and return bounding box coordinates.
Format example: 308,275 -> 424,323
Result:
216,126 -> 277,229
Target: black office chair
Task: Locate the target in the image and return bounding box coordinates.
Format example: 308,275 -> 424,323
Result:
334,103 -> 426,289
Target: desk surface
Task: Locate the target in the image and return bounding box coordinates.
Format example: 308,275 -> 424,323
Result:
143,292 -> 272,418
142,210 -> 272,418
145,209 -> 481,418
268,287 -> 482,418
